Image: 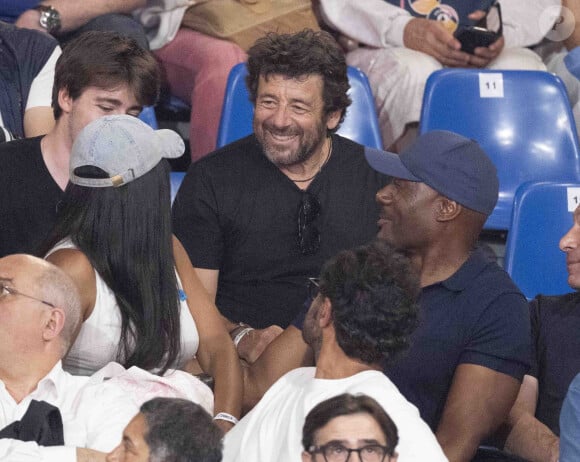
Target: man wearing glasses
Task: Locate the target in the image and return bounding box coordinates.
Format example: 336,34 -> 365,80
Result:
221,241 -> 447,461
172,29 -> 389,363
0,254 -> 139,461
301,394 -> 399,462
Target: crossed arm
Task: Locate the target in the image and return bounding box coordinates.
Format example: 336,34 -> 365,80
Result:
436,363 -> 522,462
502,375 -> 559,462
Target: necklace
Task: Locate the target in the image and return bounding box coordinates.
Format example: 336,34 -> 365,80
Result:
291,137 -> 333,183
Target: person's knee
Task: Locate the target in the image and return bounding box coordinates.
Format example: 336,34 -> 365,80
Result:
487,48 -> 546,71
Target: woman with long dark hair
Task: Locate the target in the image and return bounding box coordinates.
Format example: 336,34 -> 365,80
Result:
41,114 -> 242,431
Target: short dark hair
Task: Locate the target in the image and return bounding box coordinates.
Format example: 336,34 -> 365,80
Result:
52,31 -> 160,119
319,240 -> 420,364
302,393 -> 399,456
246,29 -> 351,133
140,398 -> 223,462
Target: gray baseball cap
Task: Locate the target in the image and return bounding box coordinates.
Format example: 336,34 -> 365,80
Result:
70,114 -> 184,188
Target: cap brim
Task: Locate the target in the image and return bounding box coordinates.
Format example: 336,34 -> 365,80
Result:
156,129 -> 185,160
364,147 -> 421,181
240,0 -> 270,14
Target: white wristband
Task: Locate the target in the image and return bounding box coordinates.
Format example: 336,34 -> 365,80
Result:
233,327 -> 254,348
214,412 -> 239,425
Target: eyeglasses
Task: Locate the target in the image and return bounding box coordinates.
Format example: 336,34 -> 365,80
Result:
0,282 -> 55,307
308,442 -> 393,462
297,191 -> 321,255
307,277 -> 320,300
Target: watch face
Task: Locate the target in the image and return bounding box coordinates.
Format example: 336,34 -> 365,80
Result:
38,6 -> 61,34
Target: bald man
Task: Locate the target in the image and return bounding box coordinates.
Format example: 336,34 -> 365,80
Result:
0,254 -> 139,462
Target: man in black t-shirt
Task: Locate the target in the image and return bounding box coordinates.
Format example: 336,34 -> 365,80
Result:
0,31 -> 159,258
503,205 -> 580,462
172,30 -> 389,362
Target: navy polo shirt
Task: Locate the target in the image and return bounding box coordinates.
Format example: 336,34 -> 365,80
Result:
385,248 -> 531,429
294,247 -> 531,429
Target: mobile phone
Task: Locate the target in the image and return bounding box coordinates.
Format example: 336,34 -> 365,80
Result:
455,26 -> 500,54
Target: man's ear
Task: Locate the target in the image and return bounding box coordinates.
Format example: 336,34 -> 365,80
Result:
57,88 -> 73,115
42,307 -> 66,342
326,109 -> 342,132
318,297 -> 333,328
301,451 -> 313,462
435,197 -> 462,222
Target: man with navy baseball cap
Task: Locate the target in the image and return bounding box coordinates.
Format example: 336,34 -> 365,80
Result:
366,130 -> 530,462
243,130 -> 531,461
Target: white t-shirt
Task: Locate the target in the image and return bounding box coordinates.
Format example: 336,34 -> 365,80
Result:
46,239 -> 199,376
223,367 -> 448,462
0,47 -> 61,140
0,361 -> 138,462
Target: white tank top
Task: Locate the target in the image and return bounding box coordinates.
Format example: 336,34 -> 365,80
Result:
46,238 -> 200,376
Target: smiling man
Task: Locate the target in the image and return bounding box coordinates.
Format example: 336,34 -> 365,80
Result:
0,30 -> 159,258
172,30 -> 389,362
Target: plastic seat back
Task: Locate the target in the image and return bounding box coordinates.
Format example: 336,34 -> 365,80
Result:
504,182 -> 579,299
217,63 -> 383,149
170,171 -> 186,204
420,69 -> 580,230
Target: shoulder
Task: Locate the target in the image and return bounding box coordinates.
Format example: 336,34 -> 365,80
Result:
0,136 -> 43,159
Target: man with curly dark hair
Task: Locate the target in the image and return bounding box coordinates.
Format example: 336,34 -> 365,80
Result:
221,241 -> 447,462
172,29 -> 389,364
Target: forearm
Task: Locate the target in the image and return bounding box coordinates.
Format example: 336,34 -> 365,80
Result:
200,341 -> 243,424
38,0 -> 146,32
504,414 -> 559,462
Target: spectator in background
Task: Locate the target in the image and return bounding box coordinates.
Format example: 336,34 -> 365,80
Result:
107,397 -> 223,462
0,31 -> 160,258
0,0 -> 148,48
317,0 -> 554,150
502,203 -> 580,462
301,393 -> 399,462
134,1 -> 246,161
0,21 -> 60,141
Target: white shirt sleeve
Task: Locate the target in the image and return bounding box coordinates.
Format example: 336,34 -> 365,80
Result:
319,0 -> 412,48
26,47 -> 62,111
499,0 -> 561,48
0,440 -> 75,462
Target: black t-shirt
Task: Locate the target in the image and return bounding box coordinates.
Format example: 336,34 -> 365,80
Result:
529,292 -> 580,436
0,136 -> 63,257
172,134 -> 389,328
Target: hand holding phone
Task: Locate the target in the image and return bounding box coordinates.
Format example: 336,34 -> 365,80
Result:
455,26 -> 500,54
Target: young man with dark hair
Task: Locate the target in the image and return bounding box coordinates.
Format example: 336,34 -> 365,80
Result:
0,30 -> 160,258
301,393 -> 399,462
107,397 -> 223,462
172,29 -> 389,362
222,241 -> 447,462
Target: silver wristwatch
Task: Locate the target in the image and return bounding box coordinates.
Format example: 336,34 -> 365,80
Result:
33,5 -> 61,35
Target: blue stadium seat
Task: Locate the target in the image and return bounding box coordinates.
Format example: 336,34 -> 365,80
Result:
504,181 -> 579,299
138,106 -> 158,129
170,171 -> 186,204
217,63 -> 383,149
420,69 -> 580,231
